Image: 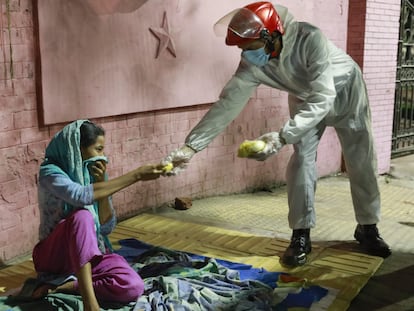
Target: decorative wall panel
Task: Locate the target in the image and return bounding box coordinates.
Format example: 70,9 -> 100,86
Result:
34,0 -> 251,125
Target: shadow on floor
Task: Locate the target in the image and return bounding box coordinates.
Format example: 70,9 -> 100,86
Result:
348,251 -> 414,311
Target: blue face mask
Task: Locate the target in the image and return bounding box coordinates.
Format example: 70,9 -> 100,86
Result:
242,46 -> 270,67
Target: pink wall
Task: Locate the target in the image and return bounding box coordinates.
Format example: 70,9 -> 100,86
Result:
363,0 -> 400,173
347,0 -> 400,173
0,0 -> 398,263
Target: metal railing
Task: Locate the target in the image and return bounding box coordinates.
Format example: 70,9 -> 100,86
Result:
392,0 -> 414,157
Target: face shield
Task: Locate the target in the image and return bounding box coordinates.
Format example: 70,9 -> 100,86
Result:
214,8 -> 265,41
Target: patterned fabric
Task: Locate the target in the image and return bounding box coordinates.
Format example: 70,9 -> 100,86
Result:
118,239 -> 329,311
38,120 -> 113,253
0,239 -> 329,310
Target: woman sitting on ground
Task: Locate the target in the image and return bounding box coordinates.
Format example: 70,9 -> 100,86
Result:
31,120 -> 163,311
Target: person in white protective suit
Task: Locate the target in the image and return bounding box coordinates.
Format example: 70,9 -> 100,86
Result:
163,1 -> 391,266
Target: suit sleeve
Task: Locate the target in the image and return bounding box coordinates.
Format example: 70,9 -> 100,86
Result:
185,64 -> 260,152
281,29 -> 337,144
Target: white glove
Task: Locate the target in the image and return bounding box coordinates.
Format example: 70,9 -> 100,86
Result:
249,132 -> 285,161
162,145 -> 196,175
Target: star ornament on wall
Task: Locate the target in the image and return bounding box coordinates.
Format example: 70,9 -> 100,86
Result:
149,11 -> 177,58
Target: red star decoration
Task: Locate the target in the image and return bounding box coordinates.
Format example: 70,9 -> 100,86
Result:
149,11 -> 177,58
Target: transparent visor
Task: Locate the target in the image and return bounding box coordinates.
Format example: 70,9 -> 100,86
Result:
213,8 -> 264,39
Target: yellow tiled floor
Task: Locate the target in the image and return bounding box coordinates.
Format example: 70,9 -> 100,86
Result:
0,213 -> 382,310
116,213 -> 384,310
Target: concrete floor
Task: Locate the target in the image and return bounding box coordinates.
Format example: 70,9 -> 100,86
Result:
154,154 -> 414,311
350,155 -> 414,311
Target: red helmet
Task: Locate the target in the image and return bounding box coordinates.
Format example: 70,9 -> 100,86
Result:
223,2 -> 284,46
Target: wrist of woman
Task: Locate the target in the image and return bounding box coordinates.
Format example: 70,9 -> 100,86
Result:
134,171 -> 142,182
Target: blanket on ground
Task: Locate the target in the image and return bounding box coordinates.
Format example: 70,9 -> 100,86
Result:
0,239 -> 327,311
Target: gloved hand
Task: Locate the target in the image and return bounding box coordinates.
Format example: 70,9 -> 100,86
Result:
161,145 -> 196,175
247,131 -> 285,161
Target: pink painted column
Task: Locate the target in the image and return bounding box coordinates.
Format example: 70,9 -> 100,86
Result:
347,0 -> 401,174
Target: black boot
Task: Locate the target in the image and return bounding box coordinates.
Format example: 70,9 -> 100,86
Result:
354,224 -> 391,258
282,229 -> 312,267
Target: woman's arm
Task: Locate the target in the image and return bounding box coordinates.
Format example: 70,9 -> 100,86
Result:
185,64 -> 259,152
89,160 -> 115,225
97,197 -> 113,225
92,164 -> 162,201
39,164 -> 162,211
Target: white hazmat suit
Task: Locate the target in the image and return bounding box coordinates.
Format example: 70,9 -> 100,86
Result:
170,4 -> 381,231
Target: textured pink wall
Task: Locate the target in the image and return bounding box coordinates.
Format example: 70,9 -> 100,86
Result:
363,0 -> 400,173
0,0 -> 398,263
35,0 -> 249,125
347,0 -> 400,174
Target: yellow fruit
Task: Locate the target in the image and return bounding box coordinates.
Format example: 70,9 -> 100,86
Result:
162,162 -> 174,172
237,140 -> 266,158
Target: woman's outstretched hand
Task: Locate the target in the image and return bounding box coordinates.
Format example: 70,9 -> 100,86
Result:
135,164 -> 164,181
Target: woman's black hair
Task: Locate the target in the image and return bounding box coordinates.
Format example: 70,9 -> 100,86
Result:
80,121 -> 105,148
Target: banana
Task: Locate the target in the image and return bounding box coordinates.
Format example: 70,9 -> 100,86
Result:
162,162 -> 174,172
237,140 -> 266,158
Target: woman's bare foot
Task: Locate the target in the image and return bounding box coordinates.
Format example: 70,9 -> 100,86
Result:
54,281 -> 76,294
31,283 -> 56,299
30,280 -> 76,299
